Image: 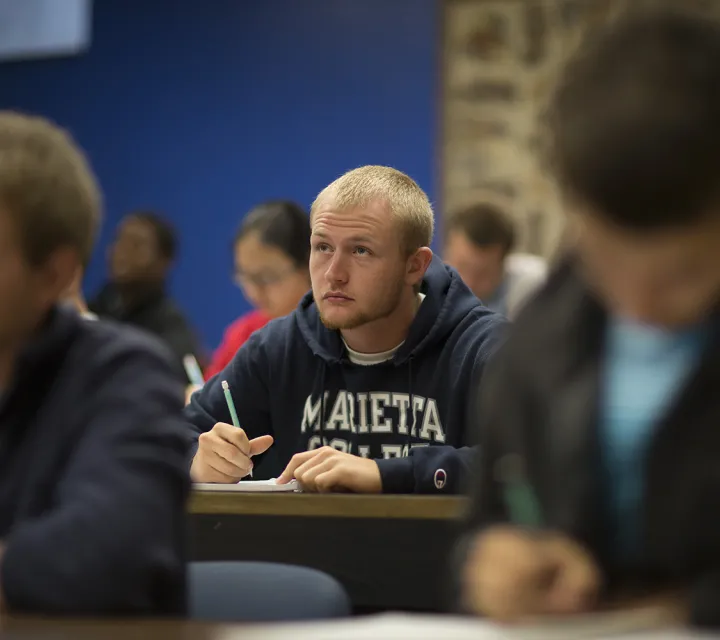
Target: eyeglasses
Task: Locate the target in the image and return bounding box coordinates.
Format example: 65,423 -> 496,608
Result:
233,267 -> 297,290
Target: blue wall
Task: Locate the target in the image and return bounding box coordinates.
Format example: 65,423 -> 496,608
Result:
0,0 -> 439,350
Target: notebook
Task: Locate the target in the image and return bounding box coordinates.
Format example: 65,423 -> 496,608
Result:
193,479 -> 300,492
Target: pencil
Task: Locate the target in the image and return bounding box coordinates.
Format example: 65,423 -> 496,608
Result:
506,482 -> 543,527
498,454 -> 543,527
183,354 -> 205,387
221,379 -> 251,478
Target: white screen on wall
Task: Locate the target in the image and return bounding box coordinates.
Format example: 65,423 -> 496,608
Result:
0,0 -> 91,62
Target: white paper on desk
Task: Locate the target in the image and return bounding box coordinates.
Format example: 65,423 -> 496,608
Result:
232,612 -> 692,640
193,479 -> 300,492
507,609 -> 686,639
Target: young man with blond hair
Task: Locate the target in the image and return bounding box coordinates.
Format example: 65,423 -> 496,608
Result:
0,111 -> 190,615
187,165 -> 505,494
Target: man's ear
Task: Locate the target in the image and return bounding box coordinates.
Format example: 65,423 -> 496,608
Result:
37,247 -> 80,307
405,247 -> 433,288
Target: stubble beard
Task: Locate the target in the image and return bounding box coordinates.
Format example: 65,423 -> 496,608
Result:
316,280 -> 404,332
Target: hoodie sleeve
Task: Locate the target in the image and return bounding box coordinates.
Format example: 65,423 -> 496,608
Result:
0,344 -> 190,615
184,331 -> 272,456
376,446 -> 476,494
376,318 -> 507,495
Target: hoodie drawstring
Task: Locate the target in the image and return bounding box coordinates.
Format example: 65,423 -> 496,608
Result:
406,356 -> 415,455
345,382 -> 355,444
318,362 -> 327,447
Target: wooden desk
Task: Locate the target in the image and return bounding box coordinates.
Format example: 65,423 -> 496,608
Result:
188,492 -> 468,612
189,492 -> 466,519
1,618 -> 232,640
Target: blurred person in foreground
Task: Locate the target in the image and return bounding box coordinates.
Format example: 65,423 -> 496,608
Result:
90,211 -> 203,382
460,6 -> 720,630
203,200 -> 311,380
0,112 -> 189,616
63,263 -> 96,320
444,203 -> 546,320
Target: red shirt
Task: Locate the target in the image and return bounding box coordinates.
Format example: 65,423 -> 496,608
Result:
204,310 -> 271,379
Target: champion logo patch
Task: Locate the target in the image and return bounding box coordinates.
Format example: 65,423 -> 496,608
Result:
434,468 -> 447,490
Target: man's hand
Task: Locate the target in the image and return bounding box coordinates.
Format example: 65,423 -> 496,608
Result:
190,422 -> 273,483
464,526 -> 601,622
277,447 -> 382,493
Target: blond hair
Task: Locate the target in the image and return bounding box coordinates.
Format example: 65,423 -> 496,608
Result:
0,111 -> 101,267
311,165 -> 434,254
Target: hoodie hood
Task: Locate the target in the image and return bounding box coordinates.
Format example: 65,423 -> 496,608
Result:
296,254 -> 482,365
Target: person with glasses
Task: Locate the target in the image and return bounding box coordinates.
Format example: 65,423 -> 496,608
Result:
203,201 -> 311,379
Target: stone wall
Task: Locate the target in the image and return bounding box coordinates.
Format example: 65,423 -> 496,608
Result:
440,0 -> 717,257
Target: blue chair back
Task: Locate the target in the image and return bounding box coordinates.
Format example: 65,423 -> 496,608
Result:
189,561 -> 351,622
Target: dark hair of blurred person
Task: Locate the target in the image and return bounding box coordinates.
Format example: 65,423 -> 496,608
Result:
460,6 -> 720,629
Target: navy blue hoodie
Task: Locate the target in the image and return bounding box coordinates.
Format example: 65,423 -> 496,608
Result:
0,304 -> 190,615
185,256 -> 506,493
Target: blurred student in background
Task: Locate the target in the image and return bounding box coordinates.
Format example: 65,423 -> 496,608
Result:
0,111 -> 189,616
90,211 -> 203,381
204,200 -> 311,379
444,203 -> 546,319
461,7 -> 720,629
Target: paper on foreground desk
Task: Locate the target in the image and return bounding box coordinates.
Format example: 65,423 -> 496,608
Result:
192,479 -> 300,493
237,613 -> 702,640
